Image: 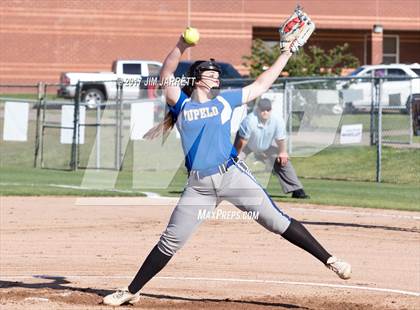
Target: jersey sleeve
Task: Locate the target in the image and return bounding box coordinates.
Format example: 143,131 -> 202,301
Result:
219,89 -> 243,109
168,91 -> 188,119
274,117 -> 287,140
238,115 -> 252,140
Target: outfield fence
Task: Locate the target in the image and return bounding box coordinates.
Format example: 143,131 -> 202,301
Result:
1,76 -> 419,185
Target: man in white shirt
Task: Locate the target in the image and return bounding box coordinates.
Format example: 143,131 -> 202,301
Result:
234,98 -> 309,199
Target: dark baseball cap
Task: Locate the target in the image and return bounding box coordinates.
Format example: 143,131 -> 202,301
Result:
258,98 -> 272,111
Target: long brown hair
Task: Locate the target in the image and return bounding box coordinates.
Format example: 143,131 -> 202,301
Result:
143,60 -> 223,141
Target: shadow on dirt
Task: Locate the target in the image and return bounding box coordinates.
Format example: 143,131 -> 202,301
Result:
301,221 -> 419,233
0,275 -> 305,308
0,275 -> 112,296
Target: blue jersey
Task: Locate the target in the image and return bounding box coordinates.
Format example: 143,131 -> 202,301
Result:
168,89 -> 243,171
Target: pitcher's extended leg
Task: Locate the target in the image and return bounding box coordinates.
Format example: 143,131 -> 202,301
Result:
128,182 -> 217,293
220,163 -> 350,279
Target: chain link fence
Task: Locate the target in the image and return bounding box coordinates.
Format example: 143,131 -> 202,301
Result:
1,76 -> 419,185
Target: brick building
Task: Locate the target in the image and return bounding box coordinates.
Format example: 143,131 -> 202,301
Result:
0,0 -> 419,84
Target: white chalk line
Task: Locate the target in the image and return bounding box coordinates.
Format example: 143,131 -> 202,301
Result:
0,182 -> 151,196
1,275 -> 419,297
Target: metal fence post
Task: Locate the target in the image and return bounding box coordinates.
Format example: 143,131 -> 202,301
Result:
284,81 -> 293,154
119,81 -> 124,172
70,81 -> 81,171
33,82 -> 44,168
370,73 -> 376,146
376,78 -> 383,183
409,79 -> 413,145
95,97 -> 101,169
40,84 -> 47,169
115,79 -> 123,171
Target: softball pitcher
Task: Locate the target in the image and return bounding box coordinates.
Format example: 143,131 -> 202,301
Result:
103,8 -> 351,306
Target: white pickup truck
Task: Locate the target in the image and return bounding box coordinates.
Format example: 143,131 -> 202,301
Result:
58,60 -> 162,107
340,63 -> 420,111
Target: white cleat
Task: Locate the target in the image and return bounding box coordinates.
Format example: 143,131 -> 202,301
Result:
326,256 -> 352,280
103,287 -> 140,306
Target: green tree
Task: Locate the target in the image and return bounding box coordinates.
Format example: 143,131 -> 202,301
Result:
243,39 -> 359,77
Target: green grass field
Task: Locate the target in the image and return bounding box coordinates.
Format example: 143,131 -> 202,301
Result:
1,143 -> 419,211
292,145 -> 420,184
1,99 -> 419,211
1,165 -> 419,211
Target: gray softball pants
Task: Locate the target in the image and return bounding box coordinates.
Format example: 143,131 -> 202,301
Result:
157,160 -> 291,257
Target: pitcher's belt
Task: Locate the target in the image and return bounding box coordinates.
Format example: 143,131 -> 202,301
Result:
190,157 -> 238,179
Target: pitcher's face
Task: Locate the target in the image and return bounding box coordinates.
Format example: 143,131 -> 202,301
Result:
197,70 -> 220,89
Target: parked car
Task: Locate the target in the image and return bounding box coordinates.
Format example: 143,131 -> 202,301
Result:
174,60 -> 247,89
339,63 -> 420,111
58,60 -> 162,108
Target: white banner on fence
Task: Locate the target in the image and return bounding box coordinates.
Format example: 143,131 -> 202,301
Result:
3,101 -> 29,141
130,101 -> 154,140
341,89 -> 364,102
340,124 -> 363,144
316,90 -> 339,104
60,105 -> 86,144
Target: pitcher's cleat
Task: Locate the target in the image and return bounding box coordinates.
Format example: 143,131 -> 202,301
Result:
103,287 -> 140,306
326,256 -> 352,280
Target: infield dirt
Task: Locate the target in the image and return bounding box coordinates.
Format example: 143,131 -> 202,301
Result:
1,197 -> 419,309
